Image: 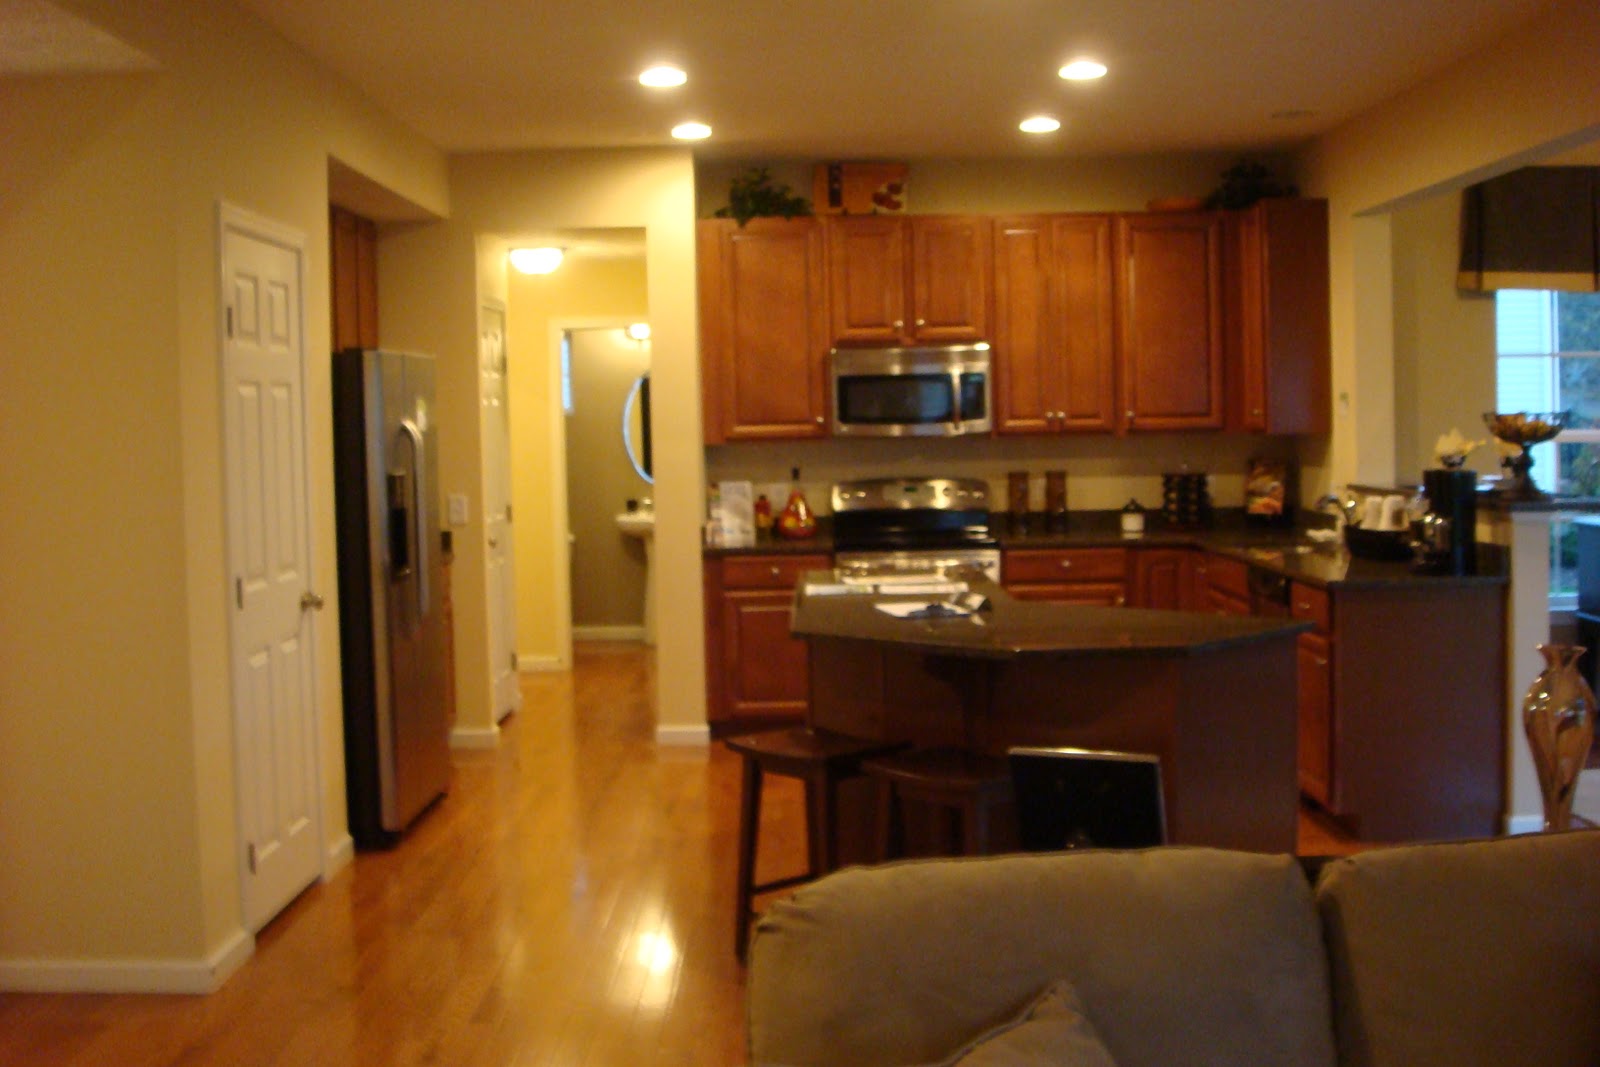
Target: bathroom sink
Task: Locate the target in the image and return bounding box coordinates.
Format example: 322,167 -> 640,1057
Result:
615,510 -> 655,539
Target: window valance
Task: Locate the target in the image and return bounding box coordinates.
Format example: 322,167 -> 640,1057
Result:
1457,166 -> 1600,292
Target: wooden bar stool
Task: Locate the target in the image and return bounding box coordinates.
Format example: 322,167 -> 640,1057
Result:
724,727 -> 904,960
862,747 -> 1013,860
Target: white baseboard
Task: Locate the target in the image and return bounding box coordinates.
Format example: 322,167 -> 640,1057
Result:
656,724 -> 710,746
517,652 -> 566,672
0,926 -> 254,994
450,724 -> 501,750
572,624 -> 645,642
323,833 -> 355,880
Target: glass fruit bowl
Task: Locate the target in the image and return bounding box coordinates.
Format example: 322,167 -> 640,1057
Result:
1483,411 -> 1569,499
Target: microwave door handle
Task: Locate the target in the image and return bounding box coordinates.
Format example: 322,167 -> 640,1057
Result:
399,418 -> 429,619
950,368 -> 964,426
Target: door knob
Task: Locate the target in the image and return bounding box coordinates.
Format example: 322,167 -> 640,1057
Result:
301,591 -> 325,611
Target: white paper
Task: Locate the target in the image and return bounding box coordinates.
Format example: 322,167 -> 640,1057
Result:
716,480 -> 755,547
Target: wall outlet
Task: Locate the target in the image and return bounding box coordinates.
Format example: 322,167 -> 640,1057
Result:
448,493 -> 469,526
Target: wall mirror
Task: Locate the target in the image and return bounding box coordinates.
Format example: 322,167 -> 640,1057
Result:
624,371 -> 652,485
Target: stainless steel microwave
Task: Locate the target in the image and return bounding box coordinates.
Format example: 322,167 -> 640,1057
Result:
830,343 -> 992,437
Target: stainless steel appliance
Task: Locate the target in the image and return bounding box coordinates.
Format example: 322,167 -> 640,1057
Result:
332,348 -> 452,849
830,344 -> 992,437
831,476 -> 1001,582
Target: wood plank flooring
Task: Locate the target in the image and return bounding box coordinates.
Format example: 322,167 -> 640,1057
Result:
0,641 -> 1358,1066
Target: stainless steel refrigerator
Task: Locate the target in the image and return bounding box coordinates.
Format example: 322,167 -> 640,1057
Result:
332,348 -> 451,848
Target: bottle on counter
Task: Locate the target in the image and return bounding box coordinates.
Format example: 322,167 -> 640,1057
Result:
776,467 -> 818,540
1121,498 -> 1146,536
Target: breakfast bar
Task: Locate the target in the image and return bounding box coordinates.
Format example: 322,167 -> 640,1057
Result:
791,577 -> 1310,853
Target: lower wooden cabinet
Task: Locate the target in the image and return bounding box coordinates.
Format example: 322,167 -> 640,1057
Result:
704,553 -> 830,732
1130,548 -> 1199,610
1003,547 -> 1127,605
1196,551 -> 1251,616
1296,627 -> 1333,805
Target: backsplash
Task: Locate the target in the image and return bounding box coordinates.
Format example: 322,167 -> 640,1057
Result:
705,434 -> 1299,517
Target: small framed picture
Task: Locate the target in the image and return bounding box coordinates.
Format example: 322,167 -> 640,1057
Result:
1244,457 -> 1290,524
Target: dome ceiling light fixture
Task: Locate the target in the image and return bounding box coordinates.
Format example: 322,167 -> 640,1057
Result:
626,322 -> 652,342
671,121 -> 712,140
1058,58 -> 1108,81
508,246 -> 565,275
639,65 -> 687,88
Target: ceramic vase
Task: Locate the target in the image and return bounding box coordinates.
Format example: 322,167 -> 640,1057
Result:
1521,643 -> 1597,831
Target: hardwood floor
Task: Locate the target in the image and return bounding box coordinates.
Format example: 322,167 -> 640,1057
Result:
0,641 -> 1359,1066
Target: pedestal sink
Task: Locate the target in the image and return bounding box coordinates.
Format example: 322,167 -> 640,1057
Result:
615,509 -> 655,645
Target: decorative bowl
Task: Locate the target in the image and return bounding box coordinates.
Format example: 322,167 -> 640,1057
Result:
1483,411 -> 1568,446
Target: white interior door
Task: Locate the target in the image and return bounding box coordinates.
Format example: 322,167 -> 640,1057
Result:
481,302 -> 521,720
221,206 -> 322,931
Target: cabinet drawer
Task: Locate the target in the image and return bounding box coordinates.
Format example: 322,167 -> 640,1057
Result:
720,554 -> 831,590
1203,553 -> 1249,600
1004,548 -> 1128,584
1290,582 -> 1330,632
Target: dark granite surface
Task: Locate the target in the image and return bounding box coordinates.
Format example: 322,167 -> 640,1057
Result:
791,575 -> 1309,660
707,509 -> 1508,590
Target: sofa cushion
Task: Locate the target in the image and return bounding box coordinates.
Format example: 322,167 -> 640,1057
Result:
928,979 -> 1117,1066
1316,828 -> 1600,1067
747,847 -> 1336,1067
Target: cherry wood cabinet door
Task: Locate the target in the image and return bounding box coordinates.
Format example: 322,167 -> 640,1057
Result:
825,215 -> 906,344
699,218 -> 829,441
909,216 -> 991,343
1225,198 -> 1330,434
1297,630 -> 1333,806
720,589 -> 812,723
1050,215 -> 1117,431
992,216 -> 1054,433
1130,548 -> 1198,610
1116,213 -> 1224,431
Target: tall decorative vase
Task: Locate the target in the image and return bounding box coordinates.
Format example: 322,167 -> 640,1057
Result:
1521,644 -> 1597,831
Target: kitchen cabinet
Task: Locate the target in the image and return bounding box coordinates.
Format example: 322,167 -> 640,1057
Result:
993,215 -> 1117,434
825,215 -> 992,345
1003,547 -> 1127,605
330,205 -> 378,350
1130,548 -> 1200,610
1224,199 -> 1330,434
1290,578 -> 1506,841
698,218 -> 830,443
1116,213 -> 1224,431
703,553 -> 830,732
1195,552 -> 1252,616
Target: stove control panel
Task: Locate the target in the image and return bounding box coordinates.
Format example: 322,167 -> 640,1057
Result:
832,477 -> 990,513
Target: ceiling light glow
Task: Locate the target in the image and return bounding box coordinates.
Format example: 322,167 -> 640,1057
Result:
1019,116 -> 1061,134
1058,59 -> 1108,81
671,121 -> 712,140
509,247 -> 564,275
639,65 -> 687,88
626,322 -> 652,342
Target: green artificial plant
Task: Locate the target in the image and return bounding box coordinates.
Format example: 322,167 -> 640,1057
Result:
713,167 -> 812,227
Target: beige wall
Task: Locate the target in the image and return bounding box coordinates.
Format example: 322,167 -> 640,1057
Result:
1,0 -> 446,984
1390,191 -> 1499,483
566,328 -> 653,629
505,256 -> 648,662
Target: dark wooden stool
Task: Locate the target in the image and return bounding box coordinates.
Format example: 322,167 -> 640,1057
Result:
862,747 -> 1013,860
724,727 -> 904,960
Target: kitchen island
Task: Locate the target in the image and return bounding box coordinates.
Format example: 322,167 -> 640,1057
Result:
792,578 -> 1309,853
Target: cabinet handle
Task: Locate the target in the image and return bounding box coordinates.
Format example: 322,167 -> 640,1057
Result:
1115,595 -> 1125,606
1296,602 -> 1311,612
1314,656 -> 1328,667
770,565 -> 781,577
1125,410 -> 1135,419
892,319 -> 903,329
1252,408 -> 1264,416
815,415 -> 825,424
915,318 -> 926,327
1059,560 -> 1072,569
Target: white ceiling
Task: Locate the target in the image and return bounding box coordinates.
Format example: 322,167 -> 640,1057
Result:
225,0 -> 1558,160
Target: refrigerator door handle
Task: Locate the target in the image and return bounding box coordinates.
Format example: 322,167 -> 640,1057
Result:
398,417 -> 429,619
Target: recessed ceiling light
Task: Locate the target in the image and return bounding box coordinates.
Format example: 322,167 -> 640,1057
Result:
1019,116 -> 1061,134
1058,59 -> 1108,81
639,65 -> 687,88
508,247 -> 564,275
671,121 -> 712,140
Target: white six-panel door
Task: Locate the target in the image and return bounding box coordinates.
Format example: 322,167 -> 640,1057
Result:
481,302 -> 521,721
220,206 -> 322,931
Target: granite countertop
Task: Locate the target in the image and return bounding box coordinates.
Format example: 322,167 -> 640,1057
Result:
707,509 -> 1508,589
790,574 -> 1308,660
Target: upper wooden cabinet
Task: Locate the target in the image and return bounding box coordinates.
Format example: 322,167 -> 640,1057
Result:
992,215 -> 1117,434
825,215 -> 992,345
1116,213 -> 1225,431
699,218 -> 830,443
330,205 -> 378,351
1224,198 -> 1331,434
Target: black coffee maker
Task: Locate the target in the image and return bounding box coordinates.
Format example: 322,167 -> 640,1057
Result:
1413,468 -> 1477,575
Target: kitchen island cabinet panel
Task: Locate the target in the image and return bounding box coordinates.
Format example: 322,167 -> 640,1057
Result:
698,218 -> 829,442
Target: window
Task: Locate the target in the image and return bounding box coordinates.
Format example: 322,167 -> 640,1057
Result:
1495,289 -> 1600,602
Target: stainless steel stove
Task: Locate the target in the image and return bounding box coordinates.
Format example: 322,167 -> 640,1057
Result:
830,477 -> 1002,583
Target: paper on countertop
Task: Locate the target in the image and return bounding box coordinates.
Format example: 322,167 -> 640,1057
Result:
874,600 -> 973,619
715,480 -> 755,547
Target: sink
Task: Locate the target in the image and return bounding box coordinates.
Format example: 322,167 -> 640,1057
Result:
614,510 -> 656,645
615,509 -> 655,538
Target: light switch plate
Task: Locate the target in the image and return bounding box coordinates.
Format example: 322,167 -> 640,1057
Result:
448,493 -> 469,526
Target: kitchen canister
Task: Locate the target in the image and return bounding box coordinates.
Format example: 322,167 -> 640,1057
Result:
1007,470 -> 1031,535
1045,471 -> 1068,533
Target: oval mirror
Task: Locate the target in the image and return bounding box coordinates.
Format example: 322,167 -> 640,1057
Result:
623,372 -> 652,484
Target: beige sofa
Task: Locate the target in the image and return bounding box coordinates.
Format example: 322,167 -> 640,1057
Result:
747,830 -> 1600,1067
